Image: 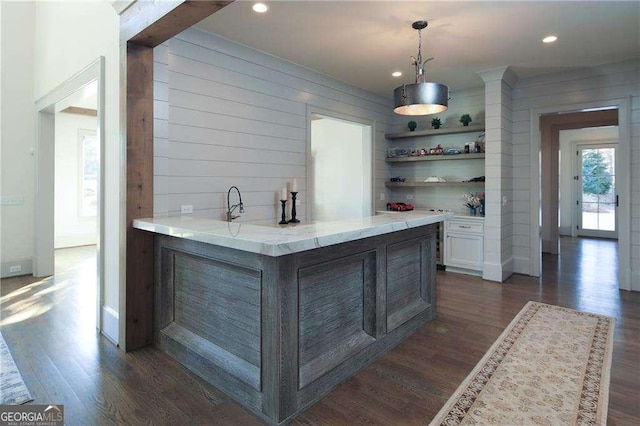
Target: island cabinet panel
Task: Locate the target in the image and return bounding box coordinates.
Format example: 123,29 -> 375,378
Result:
386,237 -> 434,332
173,253 -> 262,368
298,252 -> 377,388
152,224 -> 439,424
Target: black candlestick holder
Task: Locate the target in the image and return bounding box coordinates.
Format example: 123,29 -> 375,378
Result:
288,192 -> 300,223
279,200 -> 288,225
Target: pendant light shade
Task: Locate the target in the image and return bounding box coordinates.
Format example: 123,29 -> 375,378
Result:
393,21 -> 448,116
393,82 -> 448,115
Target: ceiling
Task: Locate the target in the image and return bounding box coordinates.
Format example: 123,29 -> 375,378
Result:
195,1 -> 640,98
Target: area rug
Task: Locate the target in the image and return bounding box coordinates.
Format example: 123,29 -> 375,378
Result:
0,331 -> 33,405
430,301 -> 615,426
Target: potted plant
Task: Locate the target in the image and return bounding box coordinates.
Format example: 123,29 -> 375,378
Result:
431,117 -> 442,129
407,121 -> 417,132
460,114 -> 473,126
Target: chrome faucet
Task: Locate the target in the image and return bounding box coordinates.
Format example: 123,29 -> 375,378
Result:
226,186 -> 244,222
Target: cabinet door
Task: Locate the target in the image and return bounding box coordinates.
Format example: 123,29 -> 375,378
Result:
444,233 -> 483,271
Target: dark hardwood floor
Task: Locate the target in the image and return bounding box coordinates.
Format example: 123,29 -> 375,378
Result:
1,238 -> 638,425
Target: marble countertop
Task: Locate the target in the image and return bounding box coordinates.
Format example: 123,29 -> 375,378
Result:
133,211 -> 453,257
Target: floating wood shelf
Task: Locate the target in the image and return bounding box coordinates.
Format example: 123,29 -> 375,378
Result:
385,181 -> 485,188
385,124 -> 485,139
386,153 -> 485,163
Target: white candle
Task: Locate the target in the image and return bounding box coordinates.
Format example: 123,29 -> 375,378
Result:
291,178 -> 298,193
280,187 -> 288,201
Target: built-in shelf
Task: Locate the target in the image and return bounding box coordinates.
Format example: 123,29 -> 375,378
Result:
386,181 -> 485,188
385,124 -> 485,140
386,153 -> 485,163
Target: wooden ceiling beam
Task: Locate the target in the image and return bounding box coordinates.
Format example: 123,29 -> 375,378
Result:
120,0 -> 232,47
60,106 -> 98,117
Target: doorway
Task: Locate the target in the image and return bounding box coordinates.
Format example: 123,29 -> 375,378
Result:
531,100 -> 631,290
576,143 -> 618,239
309,113 -> 373,221
34,57 -> 106,335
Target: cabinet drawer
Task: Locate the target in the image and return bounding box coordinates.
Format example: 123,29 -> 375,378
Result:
446,219 -> 483,234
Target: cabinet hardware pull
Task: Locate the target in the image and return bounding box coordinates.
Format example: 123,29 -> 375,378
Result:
459,225 -> 471,228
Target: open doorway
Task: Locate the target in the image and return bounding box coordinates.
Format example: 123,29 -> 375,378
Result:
559,127 -> 619,240
532,100 -> 631,290
309,113 -> 373,221
34,58 -> 106,336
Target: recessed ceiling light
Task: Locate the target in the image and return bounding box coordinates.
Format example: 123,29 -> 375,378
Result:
253,3 -> 268,13
392,71 -> 402,77
543,35 -> 558,43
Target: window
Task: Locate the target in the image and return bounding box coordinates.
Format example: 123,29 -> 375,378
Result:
79,130 -> 98,217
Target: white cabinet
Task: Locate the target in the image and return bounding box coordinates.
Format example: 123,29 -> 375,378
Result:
444,216 -> 484,276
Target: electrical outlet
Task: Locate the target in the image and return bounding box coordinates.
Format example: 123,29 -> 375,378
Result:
502,196 -> 508,206
379,193 -> 385,201
180,205 -> 193,214
9,265 -> 22,273
406,195 -> 414,200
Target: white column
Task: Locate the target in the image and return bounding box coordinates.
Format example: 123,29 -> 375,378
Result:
478,67 -> 518,282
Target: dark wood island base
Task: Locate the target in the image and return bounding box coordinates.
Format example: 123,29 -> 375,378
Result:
153,224 -> 438,424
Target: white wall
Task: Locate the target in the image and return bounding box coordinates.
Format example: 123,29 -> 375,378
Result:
559,127 -> 619,236
511,60 -> 639,289
386,87 -> 486,213
311,118 -> 371,221
0,2 -> 36,278
0,1 -> 122,342
54,112 -> 98,248
153,29 -> 393,222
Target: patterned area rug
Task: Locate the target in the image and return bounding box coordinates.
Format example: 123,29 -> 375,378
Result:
0,331 -> 33,405
430,301 -> 615,426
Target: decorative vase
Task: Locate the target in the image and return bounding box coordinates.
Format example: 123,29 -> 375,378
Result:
408,121 -> 417,132
463,122 -> 469,127
469,207 -> 477,216
432,124 -> 441,129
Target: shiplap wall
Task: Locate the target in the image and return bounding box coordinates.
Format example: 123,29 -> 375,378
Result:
153,28 -> 393,223
386,87 -> 486,212
511,60 -> 639,289
154,42 -> 169,216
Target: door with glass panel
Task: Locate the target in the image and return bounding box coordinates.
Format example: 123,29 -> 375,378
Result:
576,144 -> 617,239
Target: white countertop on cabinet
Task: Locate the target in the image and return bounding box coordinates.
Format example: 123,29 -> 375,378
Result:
133,211 -> 453,257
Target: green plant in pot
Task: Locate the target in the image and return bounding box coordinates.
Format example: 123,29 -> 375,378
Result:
407,121 -> 417,132
431,117 -> 442,129
460,114 -> 473,126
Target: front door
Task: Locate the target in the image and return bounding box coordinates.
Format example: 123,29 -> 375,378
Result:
576,144 -> 617,239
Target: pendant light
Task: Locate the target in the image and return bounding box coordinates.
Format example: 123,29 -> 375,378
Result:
393,21 -> 449,115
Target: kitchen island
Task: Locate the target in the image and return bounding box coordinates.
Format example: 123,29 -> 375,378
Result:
133,211 -> 452,424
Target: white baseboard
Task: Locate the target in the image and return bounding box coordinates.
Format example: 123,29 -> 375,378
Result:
102,305 -> 119,345
1,257 -> 33,278
482,257 -> 514,282
445,265 -> 482,277
55,234 -> 97,249
513,257 -> 531,276
626,268 -> 639,292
